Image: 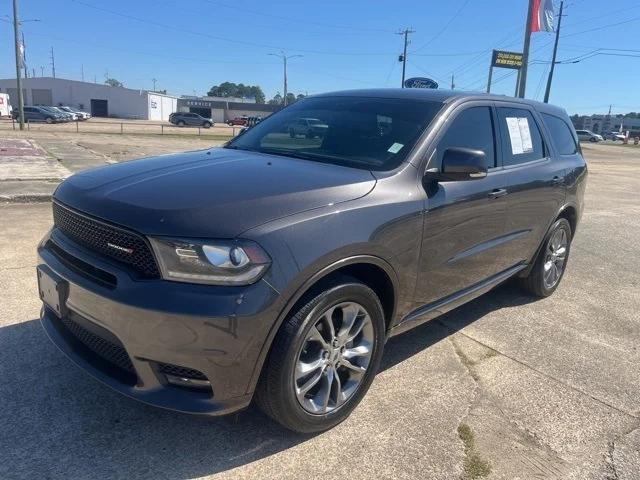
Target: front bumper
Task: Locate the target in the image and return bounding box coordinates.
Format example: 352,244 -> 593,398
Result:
38,229 -> 281,416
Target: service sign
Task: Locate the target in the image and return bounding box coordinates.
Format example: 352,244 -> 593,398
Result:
492,50 -> 524,70
404,77 -> 438,89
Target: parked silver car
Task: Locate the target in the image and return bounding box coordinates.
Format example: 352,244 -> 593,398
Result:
575,129 -> 603,142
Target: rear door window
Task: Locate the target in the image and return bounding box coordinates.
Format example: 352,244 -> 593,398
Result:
541,113 -> 578,155
496,107 -> 546,166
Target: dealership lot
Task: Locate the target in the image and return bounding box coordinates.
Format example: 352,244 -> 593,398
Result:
0,143 -> 638,479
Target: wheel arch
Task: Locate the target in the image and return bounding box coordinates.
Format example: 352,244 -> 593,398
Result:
519,203 -> 578,278
246,255 -> 399,395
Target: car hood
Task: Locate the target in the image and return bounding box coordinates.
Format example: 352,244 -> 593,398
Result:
54,148 -> 376,238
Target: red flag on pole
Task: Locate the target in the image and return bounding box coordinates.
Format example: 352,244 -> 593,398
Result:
531,0 -> 555,32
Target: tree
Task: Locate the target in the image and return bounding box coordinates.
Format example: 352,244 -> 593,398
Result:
206,82 -> 266,104
267,92 -> 306,105
268,93 -> 283,105
105,78 -> 123,87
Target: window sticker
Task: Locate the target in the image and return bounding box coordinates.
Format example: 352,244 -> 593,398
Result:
387,142 -> 404,154
506,117 -> 534,155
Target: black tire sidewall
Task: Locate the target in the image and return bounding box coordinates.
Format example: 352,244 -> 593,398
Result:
264,282 -> 385,432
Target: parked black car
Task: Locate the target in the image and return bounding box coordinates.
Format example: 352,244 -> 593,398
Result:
37,89 -> 586,432
169,111 -> 213,128
12,105 -> 65,123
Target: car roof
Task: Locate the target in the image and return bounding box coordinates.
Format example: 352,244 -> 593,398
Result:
311,88 -> 568,117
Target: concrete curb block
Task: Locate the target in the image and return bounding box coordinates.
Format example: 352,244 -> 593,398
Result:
0,194 -> 52,203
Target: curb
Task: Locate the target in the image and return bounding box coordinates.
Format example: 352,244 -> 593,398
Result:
0,194 -> 52,203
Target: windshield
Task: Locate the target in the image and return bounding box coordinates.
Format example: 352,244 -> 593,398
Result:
226,96 -> 443,171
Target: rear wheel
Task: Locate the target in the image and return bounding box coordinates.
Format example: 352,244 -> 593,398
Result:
177,120 -> 185,127
45,117 -> 53,124
256,279 -> 385,433
520,218 -> 572,297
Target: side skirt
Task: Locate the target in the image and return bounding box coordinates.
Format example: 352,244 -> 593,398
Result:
388,263 -> 527,338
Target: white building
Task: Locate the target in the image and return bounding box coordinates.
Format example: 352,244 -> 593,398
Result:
0,77 -> 178,121
582,114 -> 640,135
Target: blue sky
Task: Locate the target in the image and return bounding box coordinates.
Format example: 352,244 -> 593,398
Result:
1,0 -> 639,115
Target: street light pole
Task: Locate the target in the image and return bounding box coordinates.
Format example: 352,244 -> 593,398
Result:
12,0 -> 25,130
268,51 -> 302,106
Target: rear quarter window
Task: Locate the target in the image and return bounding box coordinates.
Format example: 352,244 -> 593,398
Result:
541,113 -> 578,155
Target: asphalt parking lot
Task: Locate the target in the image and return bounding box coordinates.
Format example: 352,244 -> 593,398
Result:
0,142 -> 639,479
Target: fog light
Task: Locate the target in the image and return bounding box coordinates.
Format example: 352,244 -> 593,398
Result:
165,374 -> 211,390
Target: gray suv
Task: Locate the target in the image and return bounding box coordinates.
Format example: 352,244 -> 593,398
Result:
169,111 -> 213,128
37,89 -> 587,432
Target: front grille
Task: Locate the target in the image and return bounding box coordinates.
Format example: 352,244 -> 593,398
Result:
60,314 -> 135,374
158,363 -> 207,381
52,201 -> 160,278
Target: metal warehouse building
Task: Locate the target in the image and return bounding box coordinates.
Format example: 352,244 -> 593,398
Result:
178,97 -> 279,123
0,77 -> 178,121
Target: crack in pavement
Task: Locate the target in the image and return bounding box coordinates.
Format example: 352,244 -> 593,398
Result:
442,322 -> 639,421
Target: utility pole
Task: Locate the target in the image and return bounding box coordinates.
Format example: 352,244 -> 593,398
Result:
50,47 -> 56,78
12,0 -> 25,130
517,0 -> 535,98
40,66 -> 44,76
397,28 -> 415,88
32,67 -> 35,77
543,0 -> 564,103
268,51 -> 302,106
451,73 -> 455,90
81,64 -> 84,82
22,31 -> 27,78
152,78 -> 157,91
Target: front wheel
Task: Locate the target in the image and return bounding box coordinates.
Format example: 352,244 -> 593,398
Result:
520,218 -> 572,297
203,122 -> 212,128
45,117 -> 53,124
256,278 -> 385,433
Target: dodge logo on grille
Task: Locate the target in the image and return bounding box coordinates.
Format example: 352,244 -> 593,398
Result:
107,242 -> 134,254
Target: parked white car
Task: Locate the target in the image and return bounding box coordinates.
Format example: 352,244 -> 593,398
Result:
604,131 -> 626,141
575,129 -> 603,142
58,106 -> 91,120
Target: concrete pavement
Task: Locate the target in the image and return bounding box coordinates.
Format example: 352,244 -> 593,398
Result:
0,143 -> 638,479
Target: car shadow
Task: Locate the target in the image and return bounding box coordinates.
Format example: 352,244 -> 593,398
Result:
0,281 -> 536,479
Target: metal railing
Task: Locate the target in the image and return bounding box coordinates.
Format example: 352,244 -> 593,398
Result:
3,117 -> 239,137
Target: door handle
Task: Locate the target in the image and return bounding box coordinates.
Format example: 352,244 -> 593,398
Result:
488,188 -> 508,199
552,175 -> 564,185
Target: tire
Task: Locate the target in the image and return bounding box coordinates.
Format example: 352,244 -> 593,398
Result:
589,137 -> 597,142
45,117 -> 53,124
177,120 -> 185,127
520,218 -> 572,297
305,131 -> 313,139
289,128 -> 295,138
203,122 -> 212,128
256,278 -> 386,433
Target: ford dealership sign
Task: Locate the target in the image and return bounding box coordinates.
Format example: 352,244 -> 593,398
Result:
404,77 -> 438,89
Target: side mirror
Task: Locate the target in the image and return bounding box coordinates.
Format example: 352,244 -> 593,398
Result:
425,147 -> 488,182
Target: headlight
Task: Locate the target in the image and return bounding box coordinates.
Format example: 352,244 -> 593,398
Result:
149,237 -> 271,286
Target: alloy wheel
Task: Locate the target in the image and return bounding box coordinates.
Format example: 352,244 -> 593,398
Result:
543,228 -> 568,289
294,302 -> 374,415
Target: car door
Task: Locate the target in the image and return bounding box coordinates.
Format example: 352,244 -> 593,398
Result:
413,103 -> 511,306
493,103 -> 566,266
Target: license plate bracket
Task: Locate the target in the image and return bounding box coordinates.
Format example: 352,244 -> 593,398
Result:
37,265 -> 68,318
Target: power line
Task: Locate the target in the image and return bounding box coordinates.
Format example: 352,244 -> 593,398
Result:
411,0 -> 471,52
197,0 -> 395,33
69,0 -> 397,56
